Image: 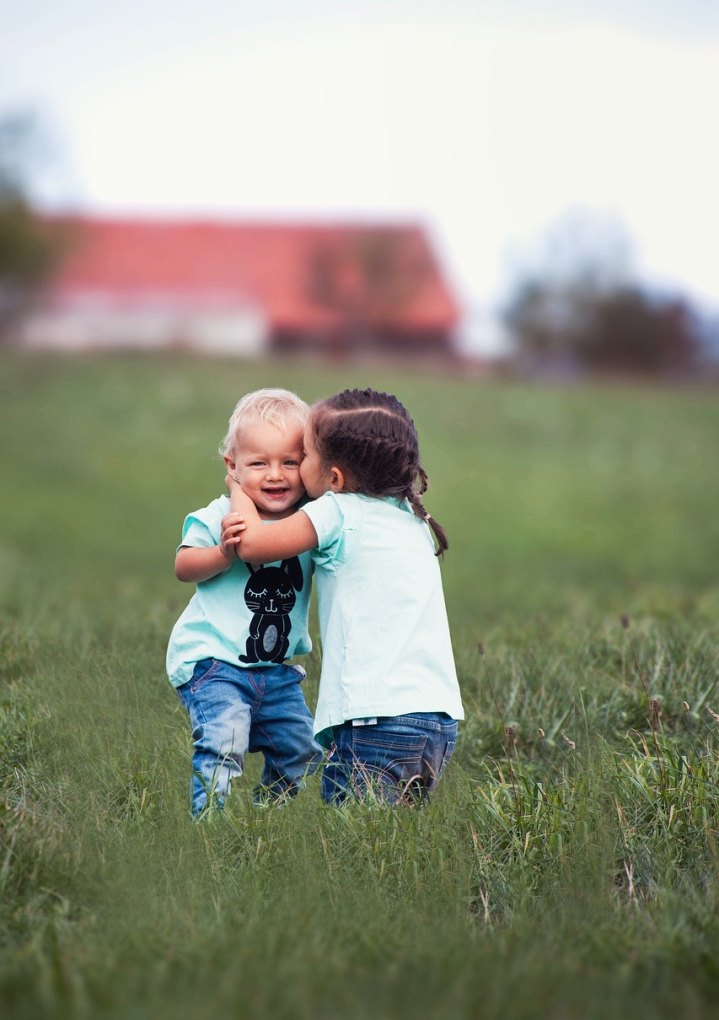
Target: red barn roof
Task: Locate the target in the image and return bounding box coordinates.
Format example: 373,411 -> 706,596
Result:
44,215 -> 459,335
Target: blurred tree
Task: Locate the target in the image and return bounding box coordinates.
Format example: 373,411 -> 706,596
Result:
0,113 -> 60,341
579,287 -> 698,375
503,210 -> 700,377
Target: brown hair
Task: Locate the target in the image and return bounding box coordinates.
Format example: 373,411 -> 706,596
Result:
308,388 -> 448,555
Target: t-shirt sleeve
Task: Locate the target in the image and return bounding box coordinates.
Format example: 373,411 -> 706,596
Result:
301,492 -> 347,564
178,498 -> 225,550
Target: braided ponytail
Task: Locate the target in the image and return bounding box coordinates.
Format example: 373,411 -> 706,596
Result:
310,388 -> 449,556
405,489 -> 449,557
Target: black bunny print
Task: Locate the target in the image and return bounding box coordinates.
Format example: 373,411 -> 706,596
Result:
238,556 -> 304,664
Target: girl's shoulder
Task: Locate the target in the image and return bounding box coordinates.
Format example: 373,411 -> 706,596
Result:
304,491 -> 411,526
308,490 -> 393,519
319,492 -> 405,509
303,489 -> 352,524
302,491 -> 363,553
353,493 -> 414,519
305,491 -> 414,538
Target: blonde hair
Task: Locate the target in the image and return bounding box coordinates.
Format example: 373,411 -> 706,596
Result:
219,388 -> 309,457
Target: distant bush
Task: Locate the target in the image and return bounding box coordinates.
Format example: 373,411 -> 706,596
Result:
505,280 -> 700,377
503,210 -> 702,378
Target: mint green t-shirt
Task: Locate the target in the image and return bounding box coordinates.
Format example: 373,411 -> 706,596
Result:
166,496 -> 314,688
301,491 -> 464,747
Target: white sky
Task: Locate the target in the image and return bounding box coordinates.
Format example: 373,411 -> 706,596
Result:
3,0 -> 719,351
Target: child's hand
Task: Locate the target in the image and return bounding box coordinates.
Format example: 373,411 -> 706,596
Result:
220,512 -> 246,561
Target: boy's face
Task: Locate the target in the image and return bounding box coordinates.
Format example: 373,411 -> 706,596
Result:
224,420 -> 305,518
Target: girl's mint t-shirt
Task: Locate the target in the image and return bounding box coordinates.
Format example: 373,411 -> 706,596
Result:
166,496 -> 313,688
301,491 -> 464,746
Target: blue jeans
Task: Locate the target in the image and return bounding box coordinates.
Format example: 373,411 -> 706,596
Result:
176,658 -> 321,815
321,712 -> 458,806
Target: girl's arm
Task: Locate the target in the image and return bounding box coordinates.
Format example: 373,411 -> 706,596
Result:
223,476 -> 318,562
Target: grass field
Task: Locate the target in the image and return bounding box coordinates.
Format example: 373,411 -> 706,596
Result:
1,352 -> 719,1019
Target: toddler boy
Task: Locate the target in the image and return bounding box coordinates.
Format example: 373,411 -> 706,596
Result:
167,388 -> 320,816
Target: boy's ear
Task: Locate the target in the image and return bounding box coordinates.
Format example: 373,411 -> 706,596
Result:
223,454 -> 236,473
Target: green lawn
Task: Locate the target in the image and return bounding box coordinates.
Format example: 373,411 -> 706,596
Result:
1,353 -> 718,1019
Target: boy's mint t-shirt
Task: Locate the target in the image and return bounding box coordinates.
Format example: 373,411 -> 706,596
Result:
166,496 -> 313,688
301,491 -> 464,746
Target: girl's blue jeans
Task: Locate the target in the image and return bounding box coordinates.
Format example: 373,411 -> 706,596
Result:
176,658 -> 321,815
321,712 -> 458,806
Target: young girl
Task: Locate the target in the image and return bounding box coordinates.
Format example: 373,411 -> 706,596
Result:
222,388 -> 463,805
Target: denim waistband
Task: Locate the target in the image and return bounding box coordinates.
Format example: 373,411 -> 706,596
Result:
345,712 -> 457,733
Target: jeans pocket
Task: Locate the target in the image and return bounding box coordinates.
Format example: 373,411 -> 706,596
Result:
435,737 -> 457,783
351,730 -> 427,773
189,658 -> 221,693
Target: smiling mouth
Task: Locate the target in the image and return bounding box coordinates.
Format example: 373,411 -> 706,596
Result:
263,487 -> 290,498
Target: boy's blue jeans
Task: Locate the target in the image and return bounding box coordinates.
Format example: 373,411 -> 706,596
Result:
321,712 -> 458,806
176,658 -> 321,815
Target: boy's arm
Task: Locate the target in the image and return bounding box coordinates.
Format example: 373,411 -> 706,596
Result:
223,475 -> 318,562
174,543 -> 235,583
